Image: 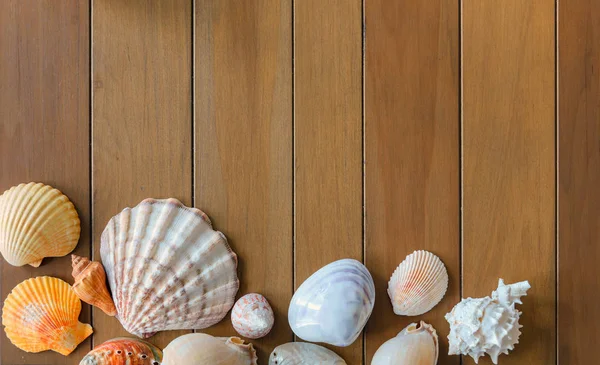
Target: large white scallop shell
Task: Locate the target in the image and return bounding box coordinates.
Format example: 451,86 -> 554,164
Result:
231,293 -> 274,339
445,279 -> 530,364
162,333 -> 257,365
269,343 -> 347,365
371,321 -> 438,365
288,259 -> 375,347
101,198 -> 239,338
388,250 -> 448,316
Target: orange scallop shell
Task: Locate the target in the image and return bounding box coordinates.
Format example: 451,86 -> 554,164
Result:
80,337 -> 163,365
71,254 -> 117,316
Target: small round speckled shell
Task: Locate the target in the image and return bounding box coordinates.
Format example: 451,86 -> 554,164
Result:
231,293 -> 274,339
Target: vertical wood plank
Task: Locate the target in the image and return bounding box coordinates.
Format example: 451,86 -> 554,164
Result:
194,0 -> 293,361
462,0 -> 556,364
364,0 -> 460,363
558,0 -> 600,363
295,0 -> 363,363
0,1 -> 90,363
92,0 -> 192,348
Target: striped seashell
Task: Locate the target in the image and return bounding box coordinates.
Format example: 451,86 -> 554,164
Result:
79,337 -> 163,365
269,342 -> 347,364
231,293 -> 275,339
388,250 -> 448,316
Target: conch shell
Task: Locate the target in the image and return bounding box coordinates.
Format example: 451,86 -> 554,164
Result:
0,182 -> 80,267
269,342 -> 347,364
371,321 -> 438,365
101,198 -> 239,337
388,250 -> 448,316
445,279 -> 531,364
231,293 -> 275,339
2,276 -> 93,355
80,337 -> 163,365
71,254 -> 117,316
162,333 -> 257,365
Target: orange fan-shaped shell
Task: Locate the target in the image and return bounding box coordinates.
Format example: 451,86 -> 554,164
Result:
1,276 -> 93,355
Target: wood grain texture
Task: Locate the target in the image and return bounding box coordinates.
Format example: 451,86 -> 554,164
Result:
92,0 -> 192,349
462,0 -> 556,364
364,0 -> 460,363
0,1 -> 90,363
294,0 -> 363,363
194,0 -> 293,362
558,0 -> 600,363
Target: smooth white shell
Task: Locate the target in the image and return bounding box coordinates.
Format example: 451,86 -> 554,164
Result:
388,250 -> 448,316
163,333 -> 257,365
269,343 -> 347,365
445,279 -> 531,364
231,293 -> 274,339
371,322 -> 438,365
101,198 -> 239,338
288,259 -> 375,347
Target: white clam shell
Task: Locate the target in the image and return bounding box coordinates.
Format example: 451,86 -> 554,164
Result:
231,293 -> 275,339
163,333 -> 257,365
445,279 -> 530,364
288,259 -> 375,347
101,198 -> 239,338
269,342 -> 347,365
371,321 -> 438,365
388,250 -> 448,316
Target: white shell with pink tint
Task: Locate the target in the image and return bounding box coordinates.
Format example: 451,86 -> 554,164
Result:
231,293 -> 275,339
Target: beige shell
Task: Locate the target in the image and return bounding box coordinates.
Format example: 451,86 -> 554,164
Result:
162,333 -> 257,365
0,182 -> 80,267
231,293 -> 274,339
371,321 -> 438,365
388,250 -> 448,316
269,343 -> 347,365
101,198 -> 239,338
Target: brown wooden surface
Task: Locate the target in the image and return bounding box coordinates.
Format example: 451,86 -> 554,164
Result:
462,0 -> 556,364
194,0 -> 293,361
558,0 -> 600,363
92,0 -> 192,349
294,0 -> 363,363
364,0 -> 460,363
0,1 -> 91,364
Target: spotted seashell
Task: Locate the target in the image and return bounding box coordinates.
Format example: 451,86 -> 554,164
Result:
231,293 -> 275,339
269,342 -> 347,364
79,337 -> 162,365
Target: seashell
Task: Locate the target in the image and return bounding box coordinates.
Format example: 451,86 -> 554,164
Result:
162,333 -> 257,365
231,293 -> 274,339
101,198 -> 239,338
71,254 -> 117,316
0,182 -> 80,267
371,321 -> 438,365
288,258 -> 375,347
79,337 -> 163,365
269,342 -> 347,365
388,250 -> 448,316
445,278 -> 531,364
2,276 -> 93,355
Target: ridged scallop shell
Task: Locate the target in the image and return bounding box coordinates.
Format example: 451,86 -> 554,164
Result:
101,198 -> 239,338
162,333 -> 257,365
231,293 -> 274,339
72,254 -> 117,316
288,259 -> 375,347
0,182 -> 80,267
371,322 -> 438,365
269,343 -> 347,365
80,337 -> 163,365
388,250 -> 448,316
2,276 -> 93,355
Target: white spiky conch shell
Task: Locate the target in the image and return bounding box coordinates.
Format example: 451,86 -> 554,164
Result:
269,342 -> 347,364
445,279 -> 531,364
162,333 -> 257,365
388,250 -> 448,316
100,198 -> 240,338
371,321 -> 438,365
231,293 -> 275,339
0,182 -> 80,267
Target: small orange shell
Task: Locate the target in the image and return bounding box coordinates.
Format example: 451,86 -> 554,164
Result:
71,255 -> 117,316
80,337 -> 163,365
2,276 -> 93,355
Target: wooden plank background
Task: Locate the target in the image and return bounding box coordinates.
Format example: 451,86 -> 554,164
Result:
0,0 -> 597,364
